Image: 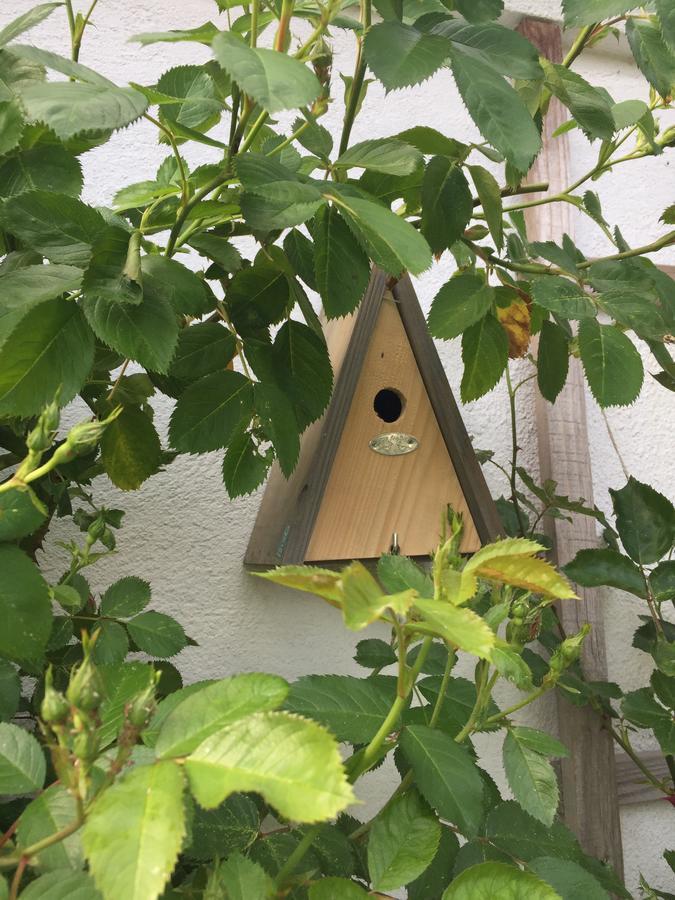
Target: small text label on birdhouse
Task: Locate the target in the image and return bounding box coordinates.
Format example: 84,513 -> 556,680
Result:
369,433 -> 419,456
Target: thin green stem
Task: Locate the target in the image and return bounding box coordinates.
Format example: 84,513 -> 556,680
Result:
562,24 -> 595,69
505,367 -> 527,538
428,650 -> 454,728
483,684 -> 549,726
275,824 -> 321,887
144,114 -> 189,207
609,724 -> 672,795
0,813 -> 84,870
338,0 -> 371,156
249,0 -> 259,47
238,109 -> 270,155
576,230 -> 675,268
274,0 -> 294,51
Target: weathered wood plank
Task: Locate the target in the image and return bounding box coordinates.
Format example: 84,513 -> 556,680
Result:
518,17 -> 624,878
615,751 -> 671,806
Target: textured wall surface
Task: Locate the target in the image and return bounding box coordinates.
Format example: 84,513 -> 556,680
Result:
4,0 -> 675,891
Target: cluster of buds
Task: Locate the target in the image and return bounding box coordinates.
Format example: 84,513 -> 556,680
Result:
506,596 -> 542,648
544,624 -> 592,686
48,407 -> 122,471
13,397 -> 61,481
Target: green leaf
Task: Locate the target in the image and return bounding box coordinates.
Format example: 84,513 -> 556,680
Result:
396,126 -> 467,158
226,248 -> 291,337
400,725 -> 485,836
0,4 -> 62,47
98,663 -> 155,747
241,182 -> 324,231
127,611 -> 186,658
222,429 -> 270,498
578,319 -> 643,408
285,674 -> 396,744
460,313 -> 508,402
609,477 -> 675,565
562,1 -> 639,27
169,370 -> 253,453
650,560 -> 675,602
529,857 -> 608,900
530,277 -> 595,319
188,233 -> 242,273
100,405 -> 162,491
468,164 -> 503,249
0,100 -> 24,156
271,319 -> 333,427
0,262 -> 83,350
0,722 -> 45,794
255,565 -> 343,605
626,18 -> 675,100
472,553 -> 576,600
18,784 -> 83,871
659,0 -> 675,51
0,660 -> 19,723
0,485 -> 47,541
212,32 -> 320,113
217,853 -> 274,899
0,545 -> 51,663
510,727 -> 569,759
611,98 -> 650,130
412,598 -> 495,658
170,322 -> 236,383
335,139 -> 421,175
284,228 -> 316,290
185,711 -> 355,822
503,730 -> 559,826
156,65 -> 220,130
354,638 -> 397,669
331,193 -> 432,276
421,156 -> 473,254
563,548 -> 646,597
91,621 -> 129,665
377,554 -> 433,597
19,82 -> 148,140
433,20 -> 540,80
443,861 -> 562,899
9,45 -> 114,88
0,143 -> 82,199
82,284 -> 177,374
100,576 -> 150,618
309,878 -> 368,900
454,0 -> 504,23
185,794 -> 259,861
408,827 -> 460,899
83,761 -> 185,900
341,561 -> 416,630
543,63 -> 615,142
491,647 -> 533,692
18,870 -> 102,900
254,382 -> 299,476
82,226 -> 143,304
156,673 -> 288,758
363,22 -> 451,91
428,273 -> 494,340
313,205 -> 370,319
368,789 -> 440,891
537,320 -> 569,404
130,22 -> 219,45
450,50 -> 541,172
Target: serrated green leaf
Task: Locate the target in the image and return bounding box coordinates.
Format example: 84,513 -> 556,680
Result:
336,139 -> 421,175
130,22 -> 219,45
156,65 -> 220,131
185,711 -> 355,822
412,598 -> 495,658
0,660 -> 20,723
354,638 -> 397,669
169,369 -> 253,453
626,18 -> 675,99
658,0 -> 675,51
255,565 -> 343,605
341,561 -> 416,630
271,319 -> 333,427
0,545 -> 51,663
156,673 -> 288,758
142,254 -> 214,318
0,99 -> 24,156
127,611 -> 186,658
562,1 -> 638,26
188,233 -> 242,272
368,789 -> 441,891
460,313 -> 508,402
537,319 -> 569,404
450,49 -> 541,172
313,205 -> 370,319
563,548 -> 646,597
285,674 -> 397,744
19,82 -> 148,140
543,62 -> 615,141
92,621 -> 129,665
468,164 -> 503,249
9,44 -> 114,87
82,226 -> 143,304
400,725 -> 485,836
217,853 -> 274,900
396,125 -> 467,158
330,192 -> 432,276
0,722 -> 45,794
100,576 -> 151,618
18,783 -> 83,871
407,827 -> 460,899
578,319 -> 643,407
474,554 -> 576,600
491,646 -> 533,691
241,182 -> 324,231
428,273 -> 494,340
363,22 -> 451,90
100,405 -> 162,491
309,878 -> 368,899
530,277 -> 595,319
18,870 -> 102,900
511,727 -> 569,759
0,263 -> 83,351
528,857 -> 608,900
0,4 -> 62,48
0,143 -> 82,199
609,476 -> 675,565
377,554 -> 433,597
185,794 -> 259,861
454,0 -> 504,23
254,381 -> 299,477
430,19 -> 540,81
0,485 -> 47,541
98,663 -> 155,747
222,429 -> 270,498
443,861 -> 562,899
212,32 -> 320,113
503,730 -> 559,826
421,156 -> 473,254
650,560 -> 675,602
83,761 -> 185,900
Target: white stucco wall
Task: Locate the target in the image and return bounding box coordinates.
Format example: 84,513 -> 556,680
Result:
5,1 -> 675,892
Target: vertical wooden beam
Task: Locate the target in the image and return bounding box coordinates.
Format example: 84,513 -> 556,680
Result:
518,18 -> 624,878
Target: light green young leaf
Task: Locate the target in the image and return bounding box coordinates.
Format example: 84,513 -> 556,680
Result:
18,870 -> 102,900
330,192 -> 432,276
335,139 -> 422,175
100,405 -> 162,491
98,662 -> 155,747
19,82 -> 148,140
217,853 -> 274,900
412,598 -> 495,658
421,156 -> 473,254
255,565 -> 343,605
156,673 -> 288,758
363,22 -> 451,90
169,370 -> 253,453
427,273 -> 494,340
377,554 -> 433,598
83,761 -> 185,900
578,319 -> 643,407
341,561 -> 416,630
443,861 -> 562,899
400,725 -> 485,836
185,711 -> 355,822
0,545 -> 52,664
130,22 -> 219,45
368,789 -> 441,891
503,730 -> 559,826
450,49 -> 541,172
0,4 -> 62,48
0,722 -> 45,794
309,878 -> 369,899
313,205 -> 370,319
212,32 -> 320,113
0,486 -> 47,541
474,554 -> 577,600
285,674 -> 397,744
491,646 -> 533,692
127,611 -> 186,658
18,784 -> 84,871
460,313 -> 508,402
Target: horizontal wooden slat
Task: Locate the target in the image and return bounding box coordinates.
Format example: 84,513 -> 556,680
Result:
615,750 -> 672,806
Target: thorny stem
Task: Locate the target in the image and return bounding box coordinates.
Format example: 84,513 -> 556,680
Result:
562,24 -> 596,69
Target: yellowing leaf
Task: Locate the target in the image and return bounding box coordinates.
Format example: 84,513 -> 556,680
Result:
497,298 -> 531,358
476,556 -> 577,600
412,599 -> 495,658
255,565 -> 343,607
464,538 -> 546,574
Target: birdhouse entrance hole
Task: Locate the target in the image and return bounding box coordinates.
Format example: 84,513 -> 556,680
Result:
373,388 -> 404,423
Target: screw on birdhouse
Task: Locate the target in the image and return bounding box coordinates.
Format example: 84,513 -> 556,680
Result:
390,532 -> 400,555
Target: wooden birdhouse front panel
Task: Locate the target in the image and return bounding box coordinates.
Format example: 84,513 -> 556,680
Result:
305,293 -> 480,560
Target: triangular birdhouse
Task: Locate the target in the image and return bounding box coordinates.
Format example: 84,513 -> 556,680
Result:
245,268 -> 502,567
